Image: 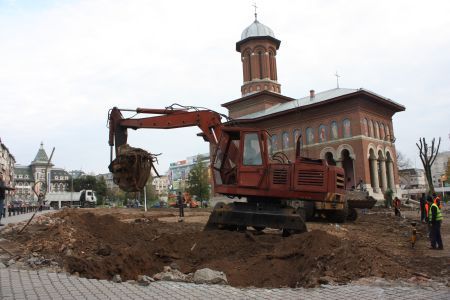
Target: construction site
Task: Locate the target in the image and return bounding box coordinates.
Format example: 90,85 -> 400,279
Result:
0,206 -> 449,289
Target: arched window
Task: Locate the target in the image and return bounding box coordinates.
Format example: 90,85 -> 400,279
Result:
270,134 -> 278,154
247,51 -> 252,80
369,120 -> 374,137
330,121 -> 338,139
380,123 -> 385,140
319,125 -> 327,142
258,51 -> 264,79
343,119 -> 351,138
282,132 -> 289,150
362,118 -> 368,136
385,125 -> 391,141
306,127 -> 314,144
293,129 -> 301,145
374,122 -> 380,139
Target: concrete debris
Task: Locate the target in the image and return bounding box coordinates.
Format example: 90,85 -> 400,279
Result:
112,274 -> 122,283
193,268 -> 228,285
153,266 -> 189,282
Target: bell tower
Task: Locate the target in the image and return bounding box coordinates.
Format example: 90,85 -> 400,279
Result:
236,15 -> 281,97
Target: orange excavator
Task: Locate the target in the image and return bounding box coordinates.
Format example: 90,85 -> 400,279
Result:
108,105 -> 348,235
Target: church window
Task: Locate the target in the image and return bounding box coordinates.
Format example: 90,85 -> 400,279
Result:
282,132 -> 289,150
293,129 -> 301,145
330,121 -> 338,139
343,119 -> 351,138
319,125 -> 327,142
247,52 -> 252,80
270,134 -> 278,154
369,120 -> 374,137
55,176 -> 59,180
258,51 -> 264,79
380,123 -> 385,140
374,121 -> 380,139
362,118 -> 368,136
385,125 -> 391,141
306,127 -> 314,144
19,174 -> 23,179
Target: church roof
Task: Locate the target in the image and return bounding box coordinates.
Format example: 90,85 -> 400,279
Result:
241,19 -> 276,40
31,142 -> 51,165
236,88 -> 405,120
236,18 -> 281,51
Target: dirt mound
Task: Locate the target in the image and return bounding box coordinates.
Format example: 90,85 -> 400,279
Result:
2,209 -> 417,288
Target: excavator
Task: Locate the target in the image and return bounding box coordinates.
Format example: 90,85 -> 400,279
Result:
108,105 -> 352,235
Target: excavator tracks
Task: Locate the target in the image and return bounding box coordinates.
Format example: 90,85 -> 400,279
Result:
204,201 -> 307,235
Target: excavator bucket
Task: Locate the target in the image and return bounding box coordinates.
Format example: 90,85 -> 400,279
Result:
108,144 -> 155,192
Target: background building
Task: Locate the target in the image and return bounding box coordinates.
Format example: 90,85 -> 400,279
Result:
431,151 -> 450,188
168,153 -> 210,192
14,143 -> 71,201
221,16 -> 405,200
0,139 -> 16,200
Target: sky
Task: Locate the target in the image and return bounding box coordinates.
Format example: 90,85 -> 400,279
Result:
0,0 -> 449,175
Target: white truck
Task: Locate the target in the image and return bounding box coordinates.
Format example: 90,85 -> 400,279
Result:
46,190 -> 97,209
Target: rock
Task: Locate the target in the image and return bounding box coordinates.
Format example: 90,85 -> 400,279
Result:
169,262 -> 180,270
153,266 -> 189,282
193,268 -> 228,285
112,274 -> 122,283
318,276 -> 334,284
137,275 -> 154,286
0,262 -> 6,269
7,259 -> 15,266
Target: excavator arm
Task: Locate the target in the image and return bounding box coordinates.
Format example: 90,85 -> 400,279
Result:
107,106 -> 225,192
108,106 -> 223,155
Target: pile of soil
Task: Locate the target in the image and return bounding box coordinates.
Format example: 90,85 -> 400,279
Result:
1,209 -> 421,288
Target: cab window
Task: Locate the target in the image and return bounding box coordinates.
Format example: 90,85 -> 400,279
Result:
243,133 -> 262,166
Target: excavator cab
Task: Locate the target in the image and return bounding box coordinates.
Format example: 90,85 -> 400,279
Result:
212,128 -> 269,190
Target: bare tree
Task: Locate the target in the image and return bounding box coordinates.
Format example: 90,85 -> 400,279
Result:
396,151 -> 412,170
416,137 -> 441,192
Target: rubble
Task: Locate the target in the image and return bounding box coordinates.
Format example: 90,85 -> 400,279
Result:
193,268 -> 228,285
0,208 -> 448,288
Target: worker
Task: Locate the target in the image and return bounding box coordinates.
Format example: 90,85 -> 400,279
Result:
425,197 -> 433,241
429,197 -> 444,250
393,197 -> 401,217
420,193 -> 427,223
177,191 -> 184,222
432,192 -> 443,209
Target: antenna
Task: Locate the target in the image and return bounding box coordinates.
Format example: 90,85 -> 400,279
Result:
252,1 -> 258,20
335,71 -> 340,88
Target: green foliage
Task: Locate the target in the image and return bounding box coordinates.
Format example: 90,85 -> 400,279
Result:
186,156 -> 210,201
73,175 -> 97,192
145,176 -> 159,206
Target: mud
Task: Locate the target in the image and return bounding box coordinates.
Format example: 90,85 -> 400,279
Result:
1,208 -> 449,288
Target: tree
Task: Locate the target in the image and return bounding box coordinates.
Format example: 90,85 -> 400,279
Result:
144,176 -> 159,206
96,177 -> 107,205
416,137 -> 441,193
73,175 -> 97,192
396,151 -> 412,170
186,156 -> 210,201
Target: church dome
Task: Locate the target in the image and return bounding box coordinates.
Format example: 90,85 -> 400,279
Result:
240,20 -> 276,40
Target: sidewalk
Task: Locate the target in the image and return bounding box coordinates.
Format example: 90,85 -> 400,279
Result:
0,210 -> 53,229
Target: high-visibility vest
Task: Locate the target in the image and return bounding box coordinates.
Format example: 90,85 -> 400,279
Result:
433,197 -> 443,209
425,203 -> 430,216
430,203 -> 443,222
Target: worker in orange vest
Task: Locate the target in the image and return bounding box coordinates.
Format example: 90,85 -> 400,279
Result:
432,193 -> 443,209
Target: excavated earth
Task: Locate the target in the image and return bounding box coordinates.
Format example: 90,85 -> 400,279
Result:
1,207 -> 449,288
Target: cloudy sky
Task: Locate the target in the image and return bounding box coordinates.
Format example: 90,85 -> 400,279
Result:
1,0 -> 449,175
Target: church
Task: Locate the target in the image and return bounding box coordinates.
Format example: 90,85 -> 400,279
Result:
221,15 -> 405,200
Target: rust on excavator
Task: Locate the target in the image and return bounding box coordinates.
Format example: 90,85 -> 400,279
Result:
107,105 -> 372,234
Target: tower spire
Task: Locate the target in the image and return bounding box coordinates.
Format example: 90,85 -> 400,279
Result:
253,2 -> 258,21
